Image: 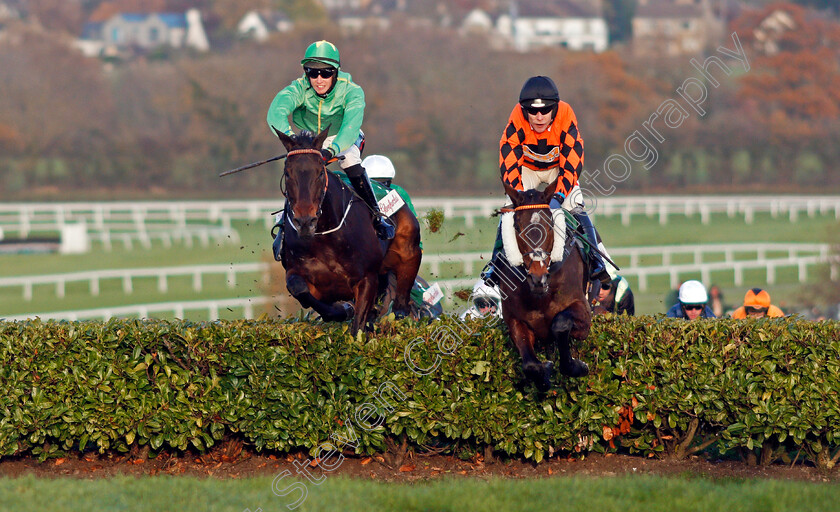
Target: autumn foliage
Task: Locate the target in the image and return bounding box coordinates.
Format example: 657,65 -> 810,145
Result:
2,2 -> 840,198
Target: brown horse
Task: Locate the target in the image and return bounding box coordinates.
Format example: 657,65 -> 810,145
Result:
274,128 -> 422,334
496,179 -> 592,392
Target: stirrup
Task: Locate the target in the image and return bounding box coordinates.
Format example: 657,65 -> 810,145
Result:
480,262 -> 500,287
374,214 -> 395,240
591,263 -> 611,286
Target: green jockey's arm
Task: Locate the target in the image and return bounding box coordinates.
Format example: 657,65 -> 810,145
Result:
266,71 -> 366,157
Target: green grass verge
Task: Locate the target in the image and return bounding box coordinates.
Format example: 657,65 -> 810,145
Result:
0,474 -> 837,512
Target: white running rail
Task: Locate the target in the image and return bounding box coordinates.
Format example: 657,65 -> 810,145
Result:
0,263 -> 267,301
4,296 -> 271,322
2,196 -> 840,234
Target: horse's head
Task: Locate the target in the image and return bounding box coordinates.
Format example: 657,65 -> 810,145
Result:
502,179 -> 561,296
274,126 -> 331,237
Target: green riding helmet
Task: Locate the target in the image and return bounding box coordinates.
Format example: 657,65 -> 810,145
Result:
301,40 -> 340,69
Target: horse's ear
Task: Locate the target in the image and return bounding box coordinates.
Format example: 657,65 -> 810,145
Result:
542,178 -> 560,204
502,180 -> 522,207
314,125 -> 332,151
272,126 -> 297,152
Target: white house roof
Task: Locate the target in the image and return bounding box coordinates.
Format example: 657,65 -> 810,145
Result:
635,1 -> 703,19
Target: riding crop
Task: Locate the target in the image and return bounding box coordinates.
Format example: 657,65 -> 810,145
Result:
219,154 -> 288,177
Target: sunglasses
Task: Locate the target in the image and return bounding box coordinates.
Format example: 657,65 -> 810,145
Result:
683,304 -> 705,312
745,306 -> 768,314
305,67 -> 336,79
524,104 -> 554,116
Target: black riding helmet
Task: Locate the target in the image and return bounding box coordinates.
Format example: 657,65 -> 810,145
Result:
519,76 -> 560,118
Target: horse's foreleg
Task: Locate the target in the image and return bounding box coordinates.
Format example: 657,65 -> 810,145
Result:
509,320 -> 553,392
286,274 -> 354,322
390,263 -> 419,319
551,309 -> 589,377
351,273 -> 379,334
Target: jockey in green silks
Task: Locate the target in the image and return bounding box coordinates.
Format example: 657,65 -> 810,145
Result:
268,40 -> 395,258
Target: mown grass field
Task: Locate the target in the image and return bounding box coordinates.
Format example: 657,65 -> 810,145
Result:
1,474 -> 839,512
1,207 -> 837,318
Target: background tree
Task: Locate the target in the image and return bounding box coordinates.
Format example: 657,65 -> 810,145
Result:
602,0 -> 636,44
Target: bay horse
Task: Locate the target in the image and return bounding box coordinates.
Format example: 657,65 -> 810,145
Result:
497,179 -> 592,392
274,128 -> 422,335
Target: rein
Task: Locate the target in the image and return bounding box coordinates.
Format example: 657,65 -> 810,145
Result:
312,196 -> 355,235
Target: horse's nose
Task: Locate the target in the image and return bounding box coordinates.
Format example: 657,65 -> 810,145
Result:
528,274 -> 549,295
294,215 -> 317,237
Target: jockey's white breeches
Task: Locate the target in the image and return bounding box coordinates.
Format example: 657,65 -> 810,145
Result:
323,135 -> 361,169
518,167 -> 585,213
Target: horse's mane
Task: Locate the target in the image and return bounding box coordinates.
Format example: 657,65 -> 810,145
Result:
292,130 -> 318,148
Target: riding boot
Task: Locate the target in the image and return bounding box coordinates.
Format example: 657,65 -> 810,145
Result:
270,212 -> 285,262
480,222 -> 504,287
346,164 -> 395,240
574,212 -> 611,286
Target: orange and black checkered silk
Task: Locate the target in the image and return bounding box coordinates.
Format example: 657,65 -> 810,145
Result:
499,101 -> 584,196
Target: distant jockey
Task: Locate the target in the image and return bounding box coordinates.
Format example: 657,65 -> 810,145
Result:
460,281 -> 503,321
666,280 -> 716,320
731,288 -> 785,319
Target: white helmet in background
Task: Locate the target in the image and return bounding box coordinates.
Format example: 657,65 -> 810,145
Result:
470,281 -> 502,318
472,281 -> 501,301
362,154 -> 396,180
678,280 -> 708,304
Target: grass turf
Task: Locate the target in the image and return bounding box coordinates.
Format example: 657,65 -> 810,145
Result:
0,474 -> 837,512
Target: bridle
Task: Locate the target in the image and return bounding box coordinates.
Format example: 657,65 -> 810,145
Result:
283,148 -> 354,236
501,203 -> 554,265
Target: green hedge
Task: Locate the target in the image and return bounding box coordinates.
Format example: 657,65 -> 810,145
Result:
1,315 -> 839,469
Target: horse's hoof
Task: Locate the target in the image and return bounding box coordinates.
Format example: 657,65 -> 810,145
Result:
392,308 -> 409,320
560,358 -> 589,378
538,361 -> 554,392
286,277 -> 309,297
340,302 -> 355,321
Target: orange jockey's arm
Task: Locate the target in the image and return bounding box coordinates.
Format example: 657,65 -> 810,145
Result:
553,102 -> 585,198
499,106 -> 526,191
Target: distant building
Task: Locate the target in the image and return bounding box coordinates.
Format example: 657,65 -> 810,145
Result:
495,0 -> 609,52
333,0 -> 393,32
751,8 -> 796,56
329,0 -> 609,52
75,8 -> 209,58
316,0 -> 369,9
0,1 -> 22,21
237,10 -> 293,42
633,0 -> 724,57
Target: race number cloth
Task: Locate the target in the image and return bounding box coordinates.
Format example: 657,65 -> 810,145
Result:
334,171 -> 422,249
